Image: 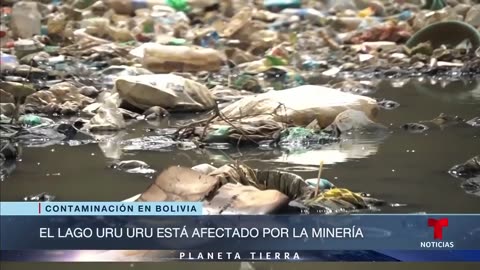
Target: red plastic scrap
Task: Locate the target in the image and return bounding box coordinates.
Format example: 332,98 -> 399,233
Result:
349,22 -> 412,44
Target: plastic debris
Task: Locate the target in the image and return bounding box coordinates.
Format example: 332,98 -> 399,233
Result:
24,192 -> 55,202
85,96 -> 126,131
305,178 -> 335,190
114,74 -> 215,111
19,114 -> 42,126
110,160 -> 156,174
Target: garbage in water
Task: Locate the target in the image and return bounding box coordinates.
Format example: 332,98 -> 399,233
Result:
1,0 -> 480,217
132,163 -> 385,214
449,155 -> 480,197
449,155 -> 480,180
305,178 -> 335,190
85,96 -> 126,132
401,113 -> 477,133
110,160 -> 156,174
23,192 -> 56,202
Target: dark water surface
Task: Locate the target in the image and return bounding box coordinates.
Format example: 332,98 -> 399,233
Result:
1,78 -> 480,214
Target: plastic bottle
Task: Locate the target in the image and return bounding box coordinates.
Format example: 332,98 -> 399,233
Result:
1,7 -> 12,26
142,44 -> 226,72
10,2 -> 42,39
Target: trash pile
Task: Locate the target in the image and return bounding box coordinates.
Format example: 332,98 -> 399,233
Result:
174,85 -> 382,145
124,163 -> 386,214
2,0 -> 480,212
1,0 -> 479,131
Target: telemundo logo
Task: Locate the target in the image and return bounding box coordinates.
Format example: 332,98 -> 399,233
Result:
420,218 -> 454,249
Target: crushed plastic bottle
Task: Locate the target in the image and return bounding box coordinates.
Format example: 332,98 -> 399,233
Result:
10,2 -> 42,39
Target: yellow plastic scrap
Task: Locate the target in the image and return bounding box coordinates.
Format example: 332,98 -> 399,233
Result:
309,188 -> 368,208
358,7 -> 374,18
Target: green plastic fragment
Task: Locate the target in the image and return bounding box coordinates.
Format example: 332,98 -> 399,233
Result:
166,0 -> 190,12
119,40 -> 137,46
143,22 -> 155,34
167,38 -> 187,46
233,74 -> 261,92
266,55 -> 288,66
21,114 -> 42,126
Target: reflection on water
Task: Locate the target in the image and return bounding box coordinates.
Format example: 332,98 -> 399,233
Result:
270,138 -> 383,167
96,131 -> 128,160
1,78 -> 480,215
205,139 -> 382,171
396,77 -> 480,104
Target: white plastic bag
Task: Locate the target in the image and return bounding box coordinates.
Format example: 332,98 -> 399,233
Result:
219,85 -> 379,128
114,74 -> 215,111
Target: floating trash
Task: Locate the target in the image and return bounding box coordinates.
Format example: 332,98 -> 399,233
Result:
377,99 -> 400,110
121,136 -> 177,152
401,123 -> 429,133
24,192 -> 55,201
110,160 -> 156,174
